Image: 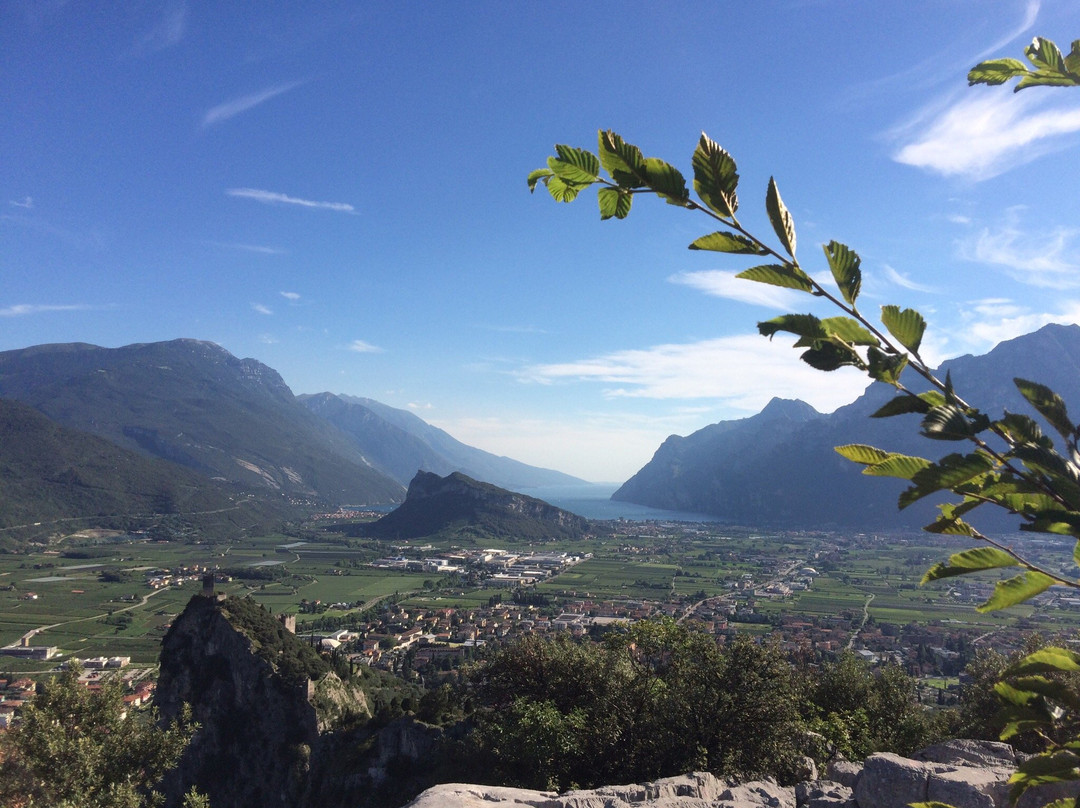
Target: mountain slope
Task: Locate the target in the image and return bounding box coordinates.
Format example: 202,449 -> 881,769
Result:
358,470 -> 591,541
299,393 -> 584,489
0,340 -> 404,506
614,324 -> 1080,530
0,398 -> 289,546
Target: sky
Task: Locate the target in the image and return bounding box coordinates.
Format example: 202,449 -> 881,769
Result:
3,2 -> 1080,483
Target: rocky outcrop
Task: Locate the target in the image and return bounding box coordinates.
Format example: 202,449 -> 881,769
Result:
403,739 -> 1079,808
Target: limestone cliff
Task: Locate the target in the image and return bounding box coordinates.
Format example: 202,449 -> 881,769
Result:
155,593 -> 368,808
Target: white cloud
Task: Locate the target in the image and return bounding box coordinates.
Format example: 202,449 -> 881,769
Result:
958,299 -> 1080,348
209,241 -> 284,255
958,216 -> 1080,288
518,333 -> 870,413
348,340 -> 383,353
0,303 -> 93,317
407,402 -> 434,410
280,291 -> 301,300
894,91 -> 1080,180
225,188 -> 355,213
258,333 -> 278,344
8,197 -> 33,209
252,303 -> 273,315
882,264 -> 937,293
947,215 -> 971,225
202,81 -> 304,128
669,270 -> 807,308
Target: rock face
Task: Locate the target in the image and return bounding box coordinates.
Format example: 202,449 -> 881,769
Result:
361,470 -> 591,541
156,593 -> 367,808
403,740 -> 1079,808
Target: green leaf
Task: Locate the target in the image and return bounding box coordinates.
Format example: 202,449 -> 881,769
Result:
765,177 -> 796,258
835,444 -> 893,466
598,130 -> 648,188
900,452 -> 995,509
880,305 -> 926,354
921,404 -> 991,441
871,392 -> 936,418
1008,646 -> 1080,675
689,231 -> 767,255
1026,36 -> 1067,72
643,157 -> 689,205
995,412 -> 1047,445
1015,378 -> 1076,443
1007,675 -> 1080,711
1066,40 -> 1080,76
548,145 -> 600,184
923,514 -> 978,537
863,453 -> 932,480
545,175 -> 587,203
800,342 -> 863,372
692,133 -> 739,217
597,187 -> 632,220
823,241 -> 861,306
977,570 -> 1055,612
735,263 -> 814,292
527,168 -> 554,192
968,57 -> 1029,86
820,317 -> 879,346
867,348 -> 908,386
1009,749 -> 1080,800
921,546 -> 1018,583
757,314 -> 824,343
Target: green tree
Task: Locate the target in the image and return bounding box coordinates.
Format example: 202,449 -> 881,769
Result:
0,665 -> 201,808
529,33 -> 1080,804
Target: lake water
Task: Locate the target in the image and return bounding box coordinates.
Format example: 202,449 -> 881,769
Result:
516,483 -> 722,523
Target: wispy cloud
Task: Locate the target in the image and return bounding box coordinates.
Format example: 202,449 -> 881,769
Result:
407,402 -> 433,411
882,264 -> 937,293
893,91 -> 1080,180
251,303 -> 273,315
348,340 -> 383,353
0,303 -> 95,317
258,333 -> 279,344
958,212 -> 1080,288
957,297 -> 1080,349
130,4 -> 187,56
203,81 -> 305,128
668,270 -> 807,308
208,240 -> 285,255
518,333 -> 869,413
226,188 -> 355,213
280,291 -> 301,301
8,197 -> 33,209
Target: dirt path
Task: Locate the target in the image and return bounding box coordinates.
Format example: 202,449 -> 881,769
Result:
846,592 -> 875,650
17,586 -> 169,646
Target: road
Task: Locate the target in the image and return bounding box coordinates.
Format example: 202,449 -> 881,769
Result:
17,586 -> 170,647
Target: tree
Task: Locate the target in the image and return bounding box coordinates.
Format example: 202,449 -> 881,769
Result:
0,664 -> 202,808
529,33 -> 1080,805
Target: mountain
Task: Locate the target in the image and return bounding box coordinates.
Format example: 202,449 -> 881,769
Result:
614,324 -> 1080,530
0,340 -> 404,507
357,470 -> 592,542
299,392 -> 585,489
0,397 -> 289,546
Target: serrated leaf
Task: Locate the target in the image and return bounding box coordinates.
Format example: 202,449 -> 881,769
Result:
922,404 -> 991,441
1066,40 -> 1080,76
823,241 -> 861,306
1008,646 -> 1080,675
1009,749 -> 1080,801
977,570 -> 1055,612
867,347 -> 908,386
643,157 -> 689,205
1026,36 -> 1067,72
921,546 -> 1018,583
820,317 -> 879,346
1007,676 -> 1080,712
692,133 -> 739,217
863,453 -> 932,480
923,514 -> 978,536
545,175 -> 588,203
765,177 -> 796,258
800,342 -> 863,372
548,145 -> 600,184
996,412 -> 1047,445
527,168 -> 554,192
598,130 -> 648,188
735,264 -> 814,293
835,444 -> 893,466
597,187 -> 632,220
967,58 -> 1030,86
880,305 -> 926,354
872,393 -> 932,418
689,231 -> 767,255
1015,378 -> 1076,442
900,452 -> 995,509
757,314 -> 824,342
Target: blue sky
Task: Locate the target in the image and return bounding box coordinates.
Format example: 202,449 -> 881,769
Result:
3,2 -> 1080,482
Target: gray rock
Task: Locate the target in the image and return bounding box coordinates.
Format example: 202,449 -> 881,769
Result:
926,765 -> 1011,808
795,780 -> 855,808
825,760 -> 861,790
853,753 -> 941,808
913,740 -> 1018,769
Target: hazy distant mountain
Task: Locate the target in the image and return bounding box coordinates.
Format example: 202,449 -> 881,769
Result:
0,340 -> 404,507
299,392 -> 584,489
615,324 -> 1080,530
354,470 -> 591,542
0,398 -> 289,546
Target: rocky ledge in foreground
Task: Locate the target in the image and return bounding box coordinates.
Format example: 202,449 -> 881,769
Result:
405,740 -> 1077,808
